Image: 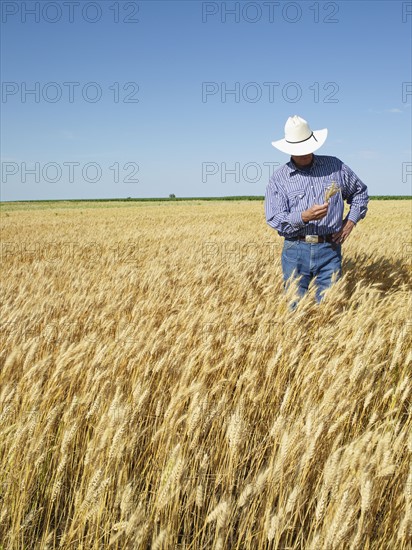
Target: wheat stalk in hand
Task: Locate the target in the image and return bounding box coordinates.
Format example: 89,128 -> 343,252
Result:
325,181 -> 340,203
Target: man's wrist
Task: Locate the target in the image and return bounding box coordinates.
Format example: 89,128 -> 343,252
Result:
289,211 -> 306,228
347,213 -> 358,225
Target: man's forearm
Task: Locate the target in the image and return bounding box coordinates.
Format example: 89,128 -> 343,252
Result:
267,210 -> 307,235
347,208 -> 363,224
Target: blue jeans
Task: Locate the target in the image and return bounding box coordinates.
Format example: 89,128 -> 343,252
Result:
281,239 -> 342,305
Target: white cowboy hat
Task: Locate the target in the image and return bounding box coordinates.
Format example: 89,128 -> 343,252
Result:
271,115 -> 328,155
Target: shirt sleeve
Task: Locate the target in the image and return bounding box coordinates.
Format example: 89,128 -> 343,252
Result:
341,163 -> 369,224
265,178 -> 307,236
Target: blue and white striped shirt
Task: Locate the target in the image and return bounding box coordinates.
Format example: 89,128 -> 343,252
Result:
264,155 -> 369,238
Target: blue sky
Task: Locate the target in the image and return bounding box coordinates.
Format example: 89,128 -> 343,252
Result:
1,0 -> 411,200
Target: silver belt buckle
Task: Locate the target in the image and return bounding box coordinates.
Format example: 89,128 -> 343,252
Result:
305,235 -> 319,243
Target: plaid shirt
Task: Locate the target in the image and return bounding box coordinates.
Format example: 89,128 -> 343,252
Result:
264,155 -> 369,238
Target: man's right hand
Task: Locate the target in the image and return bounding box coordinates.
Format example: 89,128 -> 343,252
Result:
301,203 -> 329,223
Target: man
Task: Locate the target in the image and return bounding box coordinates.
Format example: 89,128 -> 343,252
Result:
265,115 -> 369,305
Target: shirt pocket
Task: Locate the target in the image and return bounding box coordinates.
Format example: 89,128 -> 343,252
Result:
287,189 -> 305,210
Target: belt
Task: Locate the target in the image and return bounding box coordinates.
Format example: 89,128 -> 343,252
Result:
287,234 -> 334,243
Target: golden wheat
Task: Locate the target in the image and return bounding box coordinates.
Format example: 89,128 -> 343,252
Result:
0,199 -> 411,549
325,181 -> 341,202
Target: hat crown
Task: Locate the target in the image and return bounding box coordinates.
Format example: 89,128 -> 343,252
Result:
271,115 -> 327,155
284,115 -> 312,142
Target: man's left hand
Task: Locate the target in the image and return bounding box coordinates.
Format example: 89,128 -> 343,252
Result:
331,219 -> 355,244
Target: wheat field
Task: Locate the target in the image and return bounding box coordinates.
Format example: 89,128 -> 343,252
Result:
0,199 -> 411,549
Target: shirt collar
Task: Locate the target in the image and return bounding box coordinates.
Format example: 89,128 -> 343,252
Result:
287,154 -> 323,175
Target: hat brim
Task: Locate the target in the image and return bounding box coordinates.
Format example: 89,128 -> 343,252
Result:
271,128 -> 328,155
